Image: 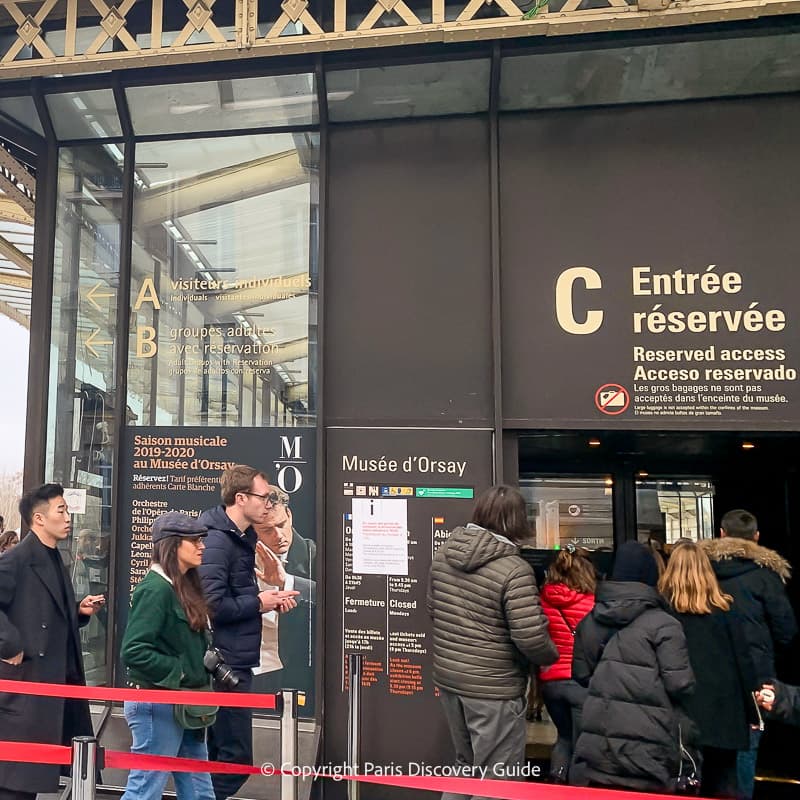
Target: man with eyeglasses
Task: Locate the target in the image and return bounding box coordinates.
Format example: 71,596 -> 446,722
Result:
198,464 -> 300,800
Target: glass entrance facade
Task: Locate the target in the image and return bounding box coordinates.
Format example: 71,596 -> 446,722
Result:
38,77 -> 320,690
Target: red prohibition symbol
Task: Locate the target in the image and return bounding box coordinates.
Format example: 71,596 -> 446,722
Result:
595,383 -> 630,415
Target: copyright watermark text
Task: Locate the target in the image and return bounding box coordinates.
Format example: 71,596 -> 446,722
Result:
260,762 -> 542,781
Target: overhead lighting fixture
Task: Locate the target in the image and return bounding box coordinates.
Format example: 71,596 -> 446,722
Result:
637,470 -> 649,478
742,441 -> 756,450
588,437 -> 601,447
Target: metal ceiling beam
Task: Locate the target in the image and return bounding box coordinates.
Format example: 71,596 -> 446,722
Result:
135,151 -> 309,228
0,147 -> 35,218
0,0 -> 796,78
0,234 -> 32,274
0,297 -> 29,329
0,271 -> 31,289
0,197 -> 33,226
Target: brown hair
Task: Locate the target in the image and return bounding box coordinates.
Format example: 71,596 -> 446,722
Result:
659,541 -> 732,614
545,547 -> 596,594
220,464 -> 269,507
471,485 -> 530,544
152,538 -> 209,631
0,531 -> 18,553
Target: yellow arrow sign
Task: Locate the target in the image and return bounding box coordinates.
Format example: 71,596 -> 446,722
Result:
85,328 -> 112,358
86,282 -> 114,311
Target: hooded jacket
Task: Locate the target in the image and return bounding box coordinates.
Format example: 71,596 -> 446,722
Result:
426,524 -> 557,700
197,505 -> 261,670
700,537 -> 796,684
572,581 -> 695,792
539,583 -> 594,682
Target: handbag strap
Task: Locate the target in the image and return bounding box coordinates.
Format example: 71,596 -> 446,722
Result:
557,608 -> 576,636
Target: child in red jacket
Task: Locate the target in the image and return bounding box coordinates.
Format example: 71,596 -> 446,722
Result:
539,545 -> 596,783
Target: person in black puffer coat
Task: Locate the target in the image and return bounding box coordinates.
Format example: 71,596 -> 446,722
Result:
427,485 -> 557,799
572,541 -> 696,793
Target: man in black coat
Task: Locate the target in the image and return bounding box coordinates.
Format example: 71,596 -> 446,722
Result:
198,465 -> 299,800
0,483 -> 105,800
701,509 -> 797,800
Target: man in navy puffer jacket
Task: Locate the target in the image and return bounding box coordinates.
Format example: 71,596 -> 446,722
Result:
198,465 -> 299,800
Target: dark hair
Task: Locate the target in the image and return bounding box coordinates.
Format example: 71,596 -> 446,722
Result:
19,483 -> 64,529
219,464 -> 269,507
720,509 -> 759,541
152,538 -> 209,631
0,531 -> 18,553
545,547 -> 597,594
471,485 -> 530,543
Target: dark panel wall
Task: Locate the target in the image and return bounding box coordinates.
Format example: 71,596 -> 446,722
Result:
500,96 -> 800,429
326,119 -> 493,426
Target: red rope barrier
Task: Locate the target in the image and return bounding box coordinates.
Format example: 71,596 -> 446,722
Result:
0,684 -> 710,800
0,679 -> 277,709
0,740 -> 712,800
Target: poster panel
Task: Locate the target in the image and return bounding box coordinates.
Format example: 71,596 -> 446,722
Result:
116,425 -> 316,713
500,100 -> 800,430
324,428 -> 493,800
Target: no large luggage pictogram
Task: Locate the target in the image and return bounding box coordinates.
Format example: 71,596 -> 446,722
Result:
595,383 -> 630,415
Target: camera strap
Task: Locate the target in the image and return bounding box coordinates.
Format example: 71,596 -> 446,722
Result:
205,616 -> 214,648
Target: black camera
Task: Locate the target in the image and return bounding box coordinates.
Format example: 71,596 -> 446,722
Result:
204,647 -> 240,689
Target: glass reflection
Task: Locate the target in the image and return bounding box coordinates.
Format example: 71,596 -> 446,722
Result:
46,146 -> 123,685
46,89 -> 123,139
520,476 -> 614,550
126,74 -> 318,136
127,133 -> 319,427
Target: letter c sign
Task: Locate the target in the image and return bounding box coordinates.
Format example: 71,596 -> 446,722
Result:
555,267 -> 604,335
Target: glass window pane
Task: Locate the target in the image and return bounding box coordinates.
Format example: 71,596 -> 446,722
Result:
500,33 -> 800,111
126,74 -> 318,136
327,59 -> 491,122
45,90 -> 123,139
520,476 -> 614,550
0,96 -> 44,136
46,145 -> 123,686
636,478 -> 715,545
126,133 -> 318,428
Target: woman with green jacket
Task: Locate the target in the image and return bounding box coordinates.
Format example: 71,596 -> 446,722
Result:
121,512 -> 215,800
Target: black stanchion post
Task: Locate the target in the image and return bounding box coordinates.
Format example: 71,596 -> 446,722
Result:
279,690 -> 299,800
71,736 -> 99,800
347,654 -> 363,800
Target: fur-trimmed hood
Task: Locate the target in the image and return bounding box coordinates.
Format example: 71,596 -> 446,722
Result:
700,537 -> 791,583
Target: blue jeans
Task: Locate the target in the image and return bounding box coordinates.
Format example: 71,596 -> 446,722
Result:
735,727 -> 762,800
121,701 -> 215,800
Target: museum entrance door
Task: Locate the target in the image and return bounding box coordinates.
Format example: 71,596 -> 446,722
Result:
513,429 -> 800,792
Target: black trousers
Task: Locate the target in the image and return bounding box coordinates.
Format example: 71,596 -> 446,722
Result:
208,668 -> 253,800
540,679 -> 586,783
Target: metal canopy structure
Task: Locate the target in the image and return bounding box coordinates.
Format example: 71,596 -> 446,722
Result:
0,0 -> 796,79
0,143 -> 33,329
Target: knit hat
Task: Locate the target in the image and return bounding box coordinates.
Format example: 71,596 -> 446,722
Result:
151,512 -> 207,544
611,541 -> 659,587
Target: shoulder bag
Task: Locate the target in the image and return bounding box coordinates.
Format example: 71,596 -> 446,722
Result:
173,682 -> 219,730
173,618 -> 219,730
